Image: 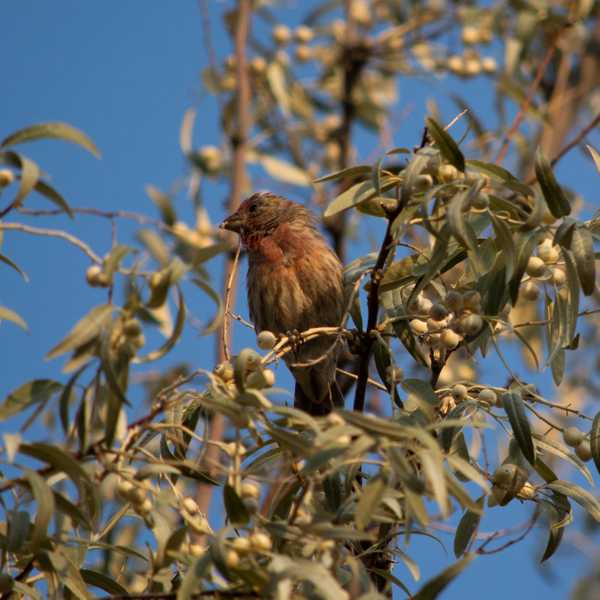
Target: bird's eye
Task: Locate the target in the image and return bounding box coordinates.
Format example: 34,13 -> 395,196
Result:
249,203 -> 258,213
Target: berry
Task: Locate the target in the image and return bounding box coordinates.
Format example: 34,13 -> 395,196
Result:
575,440 -> 592,462
563,426 -> 585,447
478,388 -> 497,405
451,383 -> 468,401
257,330 -> 277,350
526,256 -> 546,278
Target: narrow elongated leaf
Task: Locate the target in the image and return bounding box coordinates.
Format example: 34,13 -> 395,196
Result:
6,510 -> 30,553
146,184 -> 176,226
34,179 -> 73,217
571,226 -> 595,295
266,61 -> 290,116
3,151 -> 40,208
533,435 -> 593,486
548,480 -> 600,522
1,121 -> 100,157
490,213 -> 515,281
0,379 -> 62,420
413,554 -> 474,600
0,305 -> 28,331
502,392 -> 535,465
0,252 -> 28,280
534,149 -> 570,217
19,442 -> 92,493
47,550 -> 93,600
223,485 -> 250,525
254,154 -> 311,187
53,490 -> 92,530
426,117 -> 465,171
562,250 -> 580,344
509,231 -> 541,304
586,144 -> 600,173
80,569 -> 128,595
355,475 -> 386,530
314,165 -> 371,183
103,244 -> 132,279
540,499 -> 568,563
454,497 -> 484,557
25,469 -> 55,551
46,304 -> 113,360
59,365 -> 87,434
590,412 -> 600,477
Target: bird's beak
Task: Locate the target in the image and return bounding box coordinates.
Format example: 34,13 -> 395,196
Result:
220,212 -> 243,233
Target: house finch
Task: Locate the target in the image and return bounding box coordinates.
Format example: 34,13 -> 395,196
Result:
221,192 -> 345,415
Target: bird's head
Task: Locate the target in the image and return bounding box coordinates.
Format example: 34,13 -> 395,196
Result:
221,192 -> 313,240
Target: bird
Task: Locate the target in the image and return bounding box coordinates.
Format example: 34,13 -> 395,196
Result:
221,191 -> 345,415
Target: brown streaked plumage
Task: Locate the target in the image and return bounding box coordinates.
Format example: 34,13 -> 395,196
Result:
221,192 -> 344,415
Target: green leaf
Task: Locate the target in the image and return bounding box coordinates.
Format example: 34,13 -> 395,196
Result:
324,176 -> 399,218
0,151 -> 40,209
138,228 -> 170,267
509,230 -> 541,304
570,226 -> 595,295
0,379 -> 62,420
490,213 -> 515,282
548,480 -> 600,522
46,304 -> 113,360
252,153 -> 311,187
223,485 -> 250,525
454,497 -> 484,557
1,121 -> 100,158
0,252 -> 29,281
146,184 -> 176,226
562,250 -> 580,344
502,391 -> 535,466
355,475 -> 386,530
34,180 -> 74,217
314,165 -> 372,183
25,469 -> 55,551
413,554 -> 474,600
266,61 -> 290,116
177,553 -> 212,600
586,144 -> 600,173
136,285 -> 186,363
0,305 -> 28,331
540,500 -> 567,563
80,569 -> 128,595
590,412 -> 600,477
59,365 -> 87,434
467,159 -> 531,196
102,244 -> 132,279
47,550 -> 93,600
534,148 -> 571,218
426,117 -> 465,172
6,510 -> 30,553
19,442 -> 92,494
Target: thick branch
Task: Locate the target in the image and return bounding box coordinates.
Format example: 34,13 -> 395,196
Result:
198,0 -> 252,522
353,206 -> 401,412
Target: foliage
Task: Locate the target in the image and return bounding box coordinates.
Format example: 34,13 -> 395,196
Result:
1,1 -> 600,599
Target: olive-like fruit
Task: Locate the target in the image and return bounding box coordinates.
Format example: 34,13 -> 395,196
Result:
563,426 -> 585,447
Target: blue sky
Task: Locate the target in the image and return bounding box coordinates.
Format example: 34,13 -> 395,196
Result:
1,2 -> 599,598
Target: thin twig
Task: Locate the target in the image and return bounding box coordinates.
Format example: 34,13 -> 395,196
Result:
353,202 -> 403,413
526,111 -> 600,185
494,41 -> 559,165
222,242 -> 241,361
198,0 -> 252,528
0,222 -> 102,263
16,206 -> 168,229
